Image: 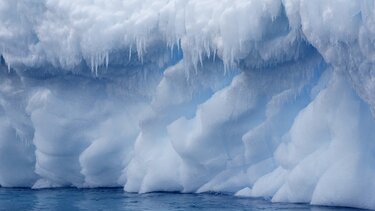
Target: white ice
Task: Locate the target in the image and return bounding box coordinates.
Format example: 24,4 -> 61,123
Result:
1,0 -> 375,210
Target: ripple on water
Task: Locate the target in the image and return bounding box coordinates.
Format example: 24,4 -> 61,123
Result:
0,188 -> 367,211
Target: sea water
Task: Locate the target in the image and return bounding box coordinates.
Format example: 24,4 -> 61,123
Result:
0,188 -> 365,211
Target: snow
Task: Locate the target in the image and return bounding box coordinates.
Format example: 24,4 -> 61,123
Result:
1,0 -> 375,210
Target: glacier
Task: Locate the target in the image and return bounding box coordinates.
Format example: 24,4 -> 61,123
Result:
1,0 -> 375,209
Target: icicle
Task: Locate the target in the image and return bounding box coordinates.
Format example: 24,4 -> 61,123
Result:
136,38 -> 145,64
105,52 -> 109,69
213,48 -> 217,62
129,45 -> 132,61
198,51 -> 203,68
90,56 -> 94,74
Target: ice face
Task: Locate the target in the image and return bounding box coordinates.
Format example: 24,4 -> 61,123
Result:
1,0 -> 375,210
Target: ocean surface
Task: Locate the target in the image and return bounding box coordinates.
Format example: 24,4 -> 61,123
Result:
0,188 -> 365,211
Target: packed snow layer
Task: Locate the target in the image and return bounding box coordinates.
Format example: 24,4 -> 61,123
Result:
1,0 -> 375,210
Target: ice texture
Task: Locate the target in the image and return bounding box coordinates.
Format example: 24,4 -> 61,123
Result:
1,0 -> 375,209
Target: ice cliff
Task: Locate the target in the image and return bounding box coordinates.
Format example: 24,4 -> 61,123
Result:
1,0 -> 375,209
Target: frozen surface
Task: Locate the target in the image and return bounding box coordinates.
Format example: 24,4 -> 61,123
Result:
1,0 -> 375,210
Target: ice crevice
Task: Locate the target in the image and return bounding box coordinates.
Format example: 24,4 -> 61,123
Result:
1,0 -> 375,210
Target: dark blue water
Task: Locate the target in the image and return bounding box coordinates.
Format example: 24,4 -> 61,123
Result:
0,188 -> 366,211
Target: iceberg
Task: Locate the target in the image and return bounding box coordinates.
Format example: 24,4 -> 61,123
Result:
1,0 -> 375,209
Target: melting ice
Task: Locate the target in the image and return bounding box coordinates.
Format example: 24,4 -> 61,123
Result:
1,0 -> 375,210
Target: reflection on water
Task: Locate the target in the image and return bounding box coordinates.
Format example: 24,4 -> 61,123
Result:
0,188 -> 366,211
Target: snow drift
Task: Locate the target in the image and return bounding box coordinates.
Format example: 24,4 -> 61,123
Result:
1,0 -> 375,209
